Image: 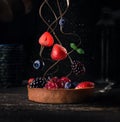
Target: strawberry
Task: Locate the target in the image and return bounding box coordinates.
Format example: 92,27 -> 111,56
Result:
75,81 -> 95,89
28,78 -> 34,85
38,31 -> 54,47
51,44 -> 67,60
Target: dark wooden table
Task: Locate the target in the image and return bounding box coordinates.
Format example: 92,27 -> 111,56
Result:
0,87 -> 120,122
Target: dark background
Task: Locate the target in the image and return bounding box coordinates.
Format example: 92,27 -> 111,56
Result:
0,0 -> 120,86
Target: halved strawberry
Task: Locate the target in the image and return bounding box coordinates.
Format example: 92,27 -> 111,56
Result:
75,81 -> 95,89
51,44 -> 67,60
38,31 -> 54,47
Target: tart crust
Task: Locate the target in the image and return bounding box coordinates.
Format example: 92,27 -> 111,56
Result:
27,86 -> 94,104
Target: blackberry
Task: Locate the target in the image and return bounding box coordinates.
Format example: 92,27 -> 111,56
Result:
29,77 -> 47,88
71,60 -> 85,75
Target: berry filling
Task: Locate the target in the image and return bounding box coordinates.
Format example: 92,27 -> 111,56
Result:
28,76 -> 94,89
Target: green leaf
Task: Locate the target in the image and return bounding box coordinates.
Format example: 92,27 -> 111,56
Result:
70,43 -> 77,50
76,48 -> 85,54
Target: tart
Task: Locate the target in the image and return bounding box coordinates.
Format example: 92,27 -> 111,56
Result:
27,86 -> 94,104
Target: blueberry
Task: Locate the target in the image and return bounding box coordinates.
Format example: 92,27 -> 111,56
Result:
59,18 -> 65,27
64,82 -> 74,89
72,81 -> 79,87
33,60 -> 44,70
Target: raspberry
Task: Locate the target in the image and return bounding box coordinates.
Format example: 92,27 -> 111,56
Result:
47,76 -> 65,88
56,77 -> 71,88
44,81 -> 58,89
29,77 -> 47,88
60,77 -> 71,83
50,76 -> 58,82
47,76 -> 71,88
71,60 -> 85,75
56,79 -> 65,88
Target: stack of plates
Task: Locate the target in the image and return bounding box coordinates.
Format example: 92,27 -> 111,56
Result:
0,44 -> 25,87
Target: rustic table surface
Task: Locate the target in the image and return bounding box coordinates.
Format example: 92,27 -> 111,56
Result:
0,86 -> 120,122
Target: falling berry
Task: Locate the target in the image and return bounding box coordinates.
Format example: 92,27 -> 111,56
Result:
59,18 -> 65,27
51,44 -> 67,61
33,60 -> 44,70
38,31 -> 54,47
71,60 -> 85,75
